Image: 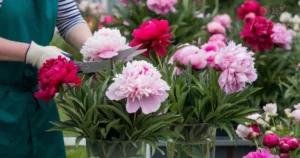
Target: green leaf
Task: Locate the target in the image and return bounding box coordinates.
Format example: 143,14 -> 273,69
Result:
100,105 -> 133,127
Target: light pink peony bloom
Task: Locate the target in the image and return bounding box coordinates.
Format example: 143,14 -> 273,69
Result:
80,28 -> 129,61
207,22 -> 226,34
212,14 -> 232,28
214,41 -> 257,94
147,0 -> 178,15
78,0 -> 89,12
236,123 -> 262,140
292,109 -> 300,121
106,60 -> 170,114
236,124 -> 253,139
209,34 -> 227,42
170,45 -> 208,70
201,41 -> 226,68
243,149 -> 279,158
285,108 -> 292,115
263,103 -> 277,116
294,103 -> 300,109
271,23 -> 296,51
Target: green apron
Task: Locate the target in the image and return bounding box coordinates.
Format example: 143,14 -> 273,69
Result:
0,0 -> 66,157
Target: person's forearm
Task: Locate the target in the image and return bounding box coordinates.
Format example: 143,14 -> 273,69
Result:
65,23 -> 92,50
0,37 -> 28,62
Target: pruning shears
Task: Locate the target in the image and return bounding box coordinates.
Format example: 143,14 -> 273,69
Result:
62,45 -> 146,73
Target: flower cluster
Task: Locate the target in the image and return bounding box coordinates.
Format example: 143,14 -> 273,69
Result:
78,0 -> 105,18
239,103 -> 300,158
35,56 -> 82,103
130,19 -> 172,57
146,0 -> 178,15
106,60 -> 170,114
80,28 -> 130,61
238,1 -> 296,52
207,14 -> 232,34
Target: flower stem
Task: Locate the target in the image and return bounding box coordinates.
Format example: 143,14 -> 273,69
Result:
156,52 -> 163,71
254,139 -> 259,149
133,112 -> 137,125
271,116 -> 276,126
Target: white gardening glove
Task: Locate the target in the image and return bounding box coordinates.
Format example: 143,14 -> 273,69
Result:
25,41 -> 70,68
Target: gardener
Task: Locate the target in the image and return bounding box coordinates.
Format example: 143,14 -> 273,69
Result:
0,0 -> 92,157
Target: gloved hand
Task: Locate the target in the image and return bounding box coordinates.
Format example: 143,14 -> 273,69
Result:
25,41 -> 70,68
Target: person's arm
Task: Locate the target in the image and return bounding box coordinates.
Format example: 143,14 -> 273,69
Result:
56,0 -> 92,50
0,37 -> 29,62
0,38 -> 69,68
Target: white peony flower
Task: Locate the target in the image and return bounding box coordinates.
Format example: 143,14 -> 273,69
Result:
280,12 -> 292,23
292,15 -> 300,24
80,28 -> 130,61
294,103 -> 300,109
263,103 -> 277,116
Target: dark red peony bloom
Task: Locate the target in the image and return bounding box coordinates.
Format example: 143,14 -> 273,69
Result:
34,56 -> 82,103
240,16 -> 274,52
237,0 -> 266,20
129,19 -> 172,57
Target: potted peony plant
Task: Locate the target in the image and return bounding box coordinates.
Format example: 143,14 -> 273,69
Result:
126,16 -> 260,157
36,28 -> 183,158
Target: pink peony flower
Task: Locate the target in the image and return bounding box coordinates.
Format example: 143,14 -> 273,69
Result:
80,28 -> 129,61
271,24 -> 296,51
214,41 -> 257,94
237,0 -> 267,20
130,19 -> 172,57
240,16 -> 274,52
207,22 -> 226,34
263,133 -> 279,148
170,45 -> 208,70
201,40 -> 226,68
212,14 -> 232,28
146,0 -> 178,15
209,34 -> 227,42
245,12 -> 256,22
106,60 -> 169,114
292,109 -> 300,121
243,149 -> 279,158
263,103 -> 277,116
89,3 -> 105,18
35,56 -> 82,103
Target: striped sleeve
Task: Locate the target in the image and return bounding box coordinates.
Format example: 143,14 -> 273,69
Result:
56,0 -> 86,39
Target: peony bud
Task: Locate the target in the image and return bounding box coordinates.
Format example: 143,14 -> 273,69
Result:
279,142 -> 290,153
287,138 -> 299,151
263,133 -> 279,148
271,127 -> 276,132
280,153 -> 290,158
298,63 -> 300,70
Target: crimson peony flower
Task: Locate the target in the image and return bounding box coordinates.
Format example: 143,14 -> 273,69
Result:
240,16 -> 274,52
34,56 -> 82,103
237,0 -> 266,20
263,133 -> 279,148
279,137 -> 299,153
130,19 -> 172,57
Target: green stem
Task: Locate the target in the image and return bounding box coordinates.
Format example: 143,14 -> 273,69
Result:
254,139 -> 259,149
202,0 -> 206,15
133,112 -> 137,125
156,52 -> 163,71
271,116 -> 276,127
215,0 -> 219,13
